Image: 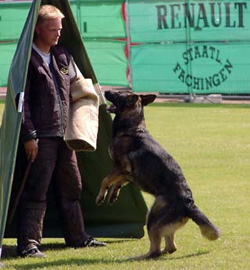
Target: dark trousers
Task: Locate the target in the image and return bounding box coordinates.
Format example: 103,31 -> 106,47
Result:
16,137 -> 89,251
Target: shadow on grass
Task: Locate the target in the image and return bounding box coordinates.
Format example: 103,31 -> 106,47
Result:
3,250 -> 209,269
102,239 -> 138,244
2,243 -> 66,259
167,250 -> 209,261
1,239 -> 137,260
128,250 -> 209,262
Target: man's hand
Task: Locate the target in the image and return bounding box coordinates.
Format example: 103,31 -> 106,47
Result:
24,139 -> 38,162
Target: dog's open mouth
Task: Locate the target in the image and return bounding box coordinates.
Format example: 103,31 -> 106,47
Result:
106,103 -> 117,113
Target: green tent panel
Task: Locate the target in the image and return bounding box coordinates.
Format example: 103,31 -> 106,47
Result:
0,0 -> 39,260
0,0 -> 147,260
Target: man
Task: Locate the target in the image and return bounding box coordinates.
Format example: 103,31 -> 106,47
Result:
16,5 -> 106,258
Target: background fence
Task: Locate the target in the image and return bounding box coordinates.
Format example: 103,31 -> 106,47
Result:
0,0 -> 250,94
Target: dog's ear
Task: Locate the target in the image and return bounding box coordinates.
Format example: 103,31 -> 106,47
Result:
140,94 -> 156,106
127,95 -> 139,105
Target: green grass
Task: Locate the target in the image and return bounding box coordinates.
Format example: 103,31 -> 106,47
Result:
1,102 -> 250,269
0,100 -> 5,117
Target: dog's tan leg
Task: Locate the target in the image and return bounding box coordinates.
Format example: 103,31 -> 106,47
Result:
96,169 -> 124,205
161,217 -> 189,255
130,227 -> 162,261
107,179 -> 128,204
146,227 -> 162,258
131,197 -> 166,260
162,233 -> 177,254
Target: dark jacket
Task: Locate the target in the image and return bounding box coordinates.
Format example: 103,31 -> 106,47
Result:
21,45 -> 71,142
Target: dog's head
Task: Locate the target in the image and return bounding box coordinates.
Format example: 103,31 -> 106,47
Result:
105,90 -> 156,115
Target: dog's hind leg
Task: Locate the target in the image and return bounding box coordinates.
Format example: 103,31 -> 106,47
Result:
162,233 -> 177,255
146,226 -> 162,259
132,196 -> 167,260
132,223 -> 162,260
161,217 -> 189,255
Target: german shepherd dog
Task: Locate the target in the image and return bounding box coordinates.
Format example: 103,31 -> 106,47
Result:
96,90 -> 220,259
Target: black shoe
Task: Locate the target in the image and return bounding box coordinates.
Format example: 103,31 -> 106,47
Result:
17,247 -> 46,258
81,237 -> 107,247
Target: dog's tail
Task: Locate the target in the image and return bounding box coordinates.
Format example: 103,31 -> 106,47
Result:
188,205 -> 221,241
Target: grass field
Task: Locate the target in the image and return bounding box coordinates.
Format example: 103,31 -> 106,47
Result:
0,101 -> 250,269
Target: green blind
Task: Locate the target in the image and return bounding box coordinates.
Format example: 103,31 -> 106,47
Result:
85,40 -> 128,86
130,42 -> 250,94
0,3 -> 31,41
1,0 -> 250,94
0,0 -> 128,87
78,0 -> 126,38
0,42 -> 17,86
128,0 -> 250,43
128,0 -> 250,94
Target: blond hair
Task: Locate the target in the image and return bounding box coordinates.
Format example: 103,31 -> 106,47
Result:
37,5 -> 64,24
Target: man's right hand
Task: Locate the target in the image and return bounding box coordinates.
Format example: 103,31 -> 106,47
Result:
24,139 -> 38,162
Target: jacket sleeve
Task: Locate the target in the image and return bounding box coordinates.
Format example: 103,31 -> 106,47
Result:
20,64 -> 37,142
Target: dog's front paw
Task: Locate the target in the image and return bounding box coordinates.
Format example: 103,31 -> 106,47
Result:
107,184 -> 121,205
96,194 -> 105,205
107,193 -> 118,205
96,187 -> 109,205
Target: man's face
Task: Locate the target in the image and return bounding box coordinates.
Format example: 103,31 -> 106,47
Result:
35,17 -> 62,48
